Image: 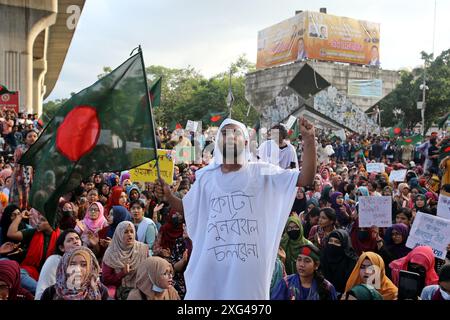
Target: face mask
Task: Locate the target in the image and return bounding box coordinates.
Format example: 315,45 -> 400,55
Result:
357,230 -> 370,241
63,210 -> 73,217
287,229 -> 301,240
172,215 -> 179,226
327,244 -> 344,260
440,289 -> 450,300
152,284 -> 164,293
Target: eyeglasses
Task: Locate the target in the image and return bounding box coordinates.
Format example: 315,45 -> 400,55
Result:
89,207 -> 100,212
286,227 -> 300,232
161,271 -> 174,278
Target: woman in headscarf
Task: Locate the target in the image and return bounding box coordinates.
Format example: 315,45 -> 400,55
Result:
320,229 -> 358,296
98,183 -> 111,206
349,218 -> 378,256
0,260 -> 33,300
343,284 -> 383,300
153,209 -> 184,257
376,223 -> 411,277
320,167 -> 332,187
40,247 -> 109,300
355,186 -> 369,202
104,187 -> 128,217
413,194 -> 433,215
280,215 -> 312,275
330,191 -> 353,228
302,206 -> 320,239
291,187 -> 307,215
344,252 -> 398,300
57,201 -> 78,231
75,202 -> 108,246
389,246 -> 439,291
320,185 -> 333,207
127,256 -> 180,300
308,208 -> 336,250
306,179 -> 322,201
271,244 -> 337,300
102,221 -> 149,300
0,204 -> 28,259
397,182 -> 413,209
93,173 -> 104,191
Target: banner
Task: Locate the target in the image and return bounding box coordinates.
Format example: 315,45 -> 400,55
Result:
256,11 -> 380,69
406,211 -> 450,259
348,79 -> 383,98
437,191 -> 450,220
366,162 -> 385,173
130,149 -> 174,184
358,196 -> 392,228
389,169 -> 407,182
0,91 -> 19,113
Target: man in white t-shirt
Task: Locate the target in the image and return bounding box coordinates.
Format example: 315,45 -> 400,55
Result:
155,117 -> 316,300
257,124 -> 299,169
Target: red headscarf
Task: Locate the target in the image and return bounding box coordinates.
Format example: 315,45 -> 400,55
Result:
0,260 -> 33,300
389,246 -> 439,287
105,187 -> 126,216
349,218 -> 378,256
159,209 -> 183,250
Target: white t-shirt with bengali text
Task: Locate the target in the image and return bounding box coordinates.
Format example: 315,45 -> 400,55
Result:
182,162 -> 299,300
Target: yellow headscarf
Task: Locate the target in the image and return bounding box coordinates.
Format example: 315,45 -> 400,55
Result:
344,252 -> 398,300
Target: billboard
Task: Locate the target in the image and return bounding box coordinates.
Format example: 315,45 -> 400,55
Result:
348,79 -> 383,98
256,11 -> 380,69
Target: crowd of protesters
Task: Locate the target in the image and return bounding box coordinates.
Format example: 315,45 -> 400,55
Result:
0,111 -> 449,300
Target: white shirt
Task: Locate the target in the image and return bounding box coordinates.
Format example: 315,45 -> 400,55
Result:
257,140 -> 299,169
182,162 -> 299,299
35,255 -> 61,300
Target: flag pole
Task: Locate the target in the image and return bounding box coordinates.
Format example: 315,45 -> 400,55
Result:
138,45 -> 161,180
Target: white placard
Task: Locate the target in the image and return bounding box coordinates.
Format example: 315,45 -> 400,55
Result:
284,116 -> 297,130
406,211 -> 450,259
358,196 -> 392,228
335,129 -> 346,142
389,169 -> 407,182
186,120 -> 196,132
366,162 -> 385,173
437,192 -> 450,220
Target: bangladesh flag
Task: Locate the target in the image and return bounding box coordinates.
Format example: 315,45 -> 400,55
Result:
389,121 -> 404,138
288,119 -> 300,141
149,76 -> 161,108
0,84 -> 14,95
440,139 -> 450,161
397,135 -> 423,146
19,51 -> 157,227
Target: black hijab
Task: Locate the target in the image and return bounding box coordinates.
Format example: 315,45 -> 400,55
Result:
320,229 -> 358,295
291,188 -> 307,214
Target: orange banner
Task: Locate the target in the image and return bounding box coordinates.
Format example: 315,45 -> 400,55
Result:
256,11 -> 380,69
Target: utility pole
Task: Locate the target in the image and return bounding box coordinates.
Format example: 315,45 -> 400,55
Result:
420,61 -> 429,136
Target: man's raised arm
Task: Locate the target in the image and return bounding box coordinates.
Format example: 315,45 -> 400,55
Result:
155,178 -> 184,214
297,117 -> 317,188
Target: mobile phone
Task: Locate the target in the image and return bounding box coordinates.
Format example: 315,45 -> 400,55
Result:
398,270 -> 421,300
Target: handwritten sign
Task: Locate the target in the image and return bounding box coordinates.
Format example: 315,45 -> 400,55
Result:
366,162 -> 385,173
389,169 -> 407,182
130,149 -> 174,184
358,196 -> 392,228
406,211 -> 450,259
437,191 -> 450,220
186,120 -> 199,132
284,116 -> 297,130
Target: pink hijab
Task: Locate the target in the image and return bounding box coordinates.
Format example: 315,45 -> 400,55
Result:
83,202 -> 107,233
389,246 -> 439,287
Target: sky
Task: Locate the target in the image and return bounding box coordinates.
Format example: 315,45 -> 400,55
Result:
46,0 -> 450,101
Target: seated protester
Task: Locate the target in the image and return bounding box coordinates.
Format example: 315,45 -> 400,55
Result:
302,207 -> 320,239
34,229 -> 82,300
93,173 -> 104,191
96,206 -> 132,261
102,221 -> 148,300
270,247 -> 287,296
0,204 -> 28,262
344,252 -> 398,300
130,200 -> 157,252
291,187 -> 307,216
87,189 -> 100,205
382,186 -> 399,222
349,218 -> 378,256
320,229 -> 358,296
376,223 -> 411,278
58,201 -> 78,230
0,260 -> 34,300
413,194 -> 434,215
320,185 -> 333,207
75,202 -> 108,246
271,244 -> 337,300
127,256 -> 180,300
126,184 -> 141,203
389,246 -> 439,292
308,208 -> 336,250
41,247 -> 109,300
421,264 -> 450,300
395,207 -> 413,227
330,192 -> 352,228
153,209 -> 184,257
280,215 -> 312,275
104,187 -> 128,216
98,183 -> 111,206
343,284 -> 383,300
396,183 -> 413,209
7,210 -> 60,294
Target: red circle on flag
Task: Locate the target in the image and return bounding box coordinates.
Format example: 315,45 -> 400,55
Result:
56,105 -> 101,162
405,139 -> 412,143
394,128 -> 401,135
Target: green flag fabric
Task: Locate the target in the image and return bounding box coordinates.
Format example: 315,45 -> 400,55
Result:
389,120 -> 404,138
0,84 -> 14,95
397,135 -> 423,146
19,52 -> 157,227
437,112 -> 449,130
149,76 -> 161,108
